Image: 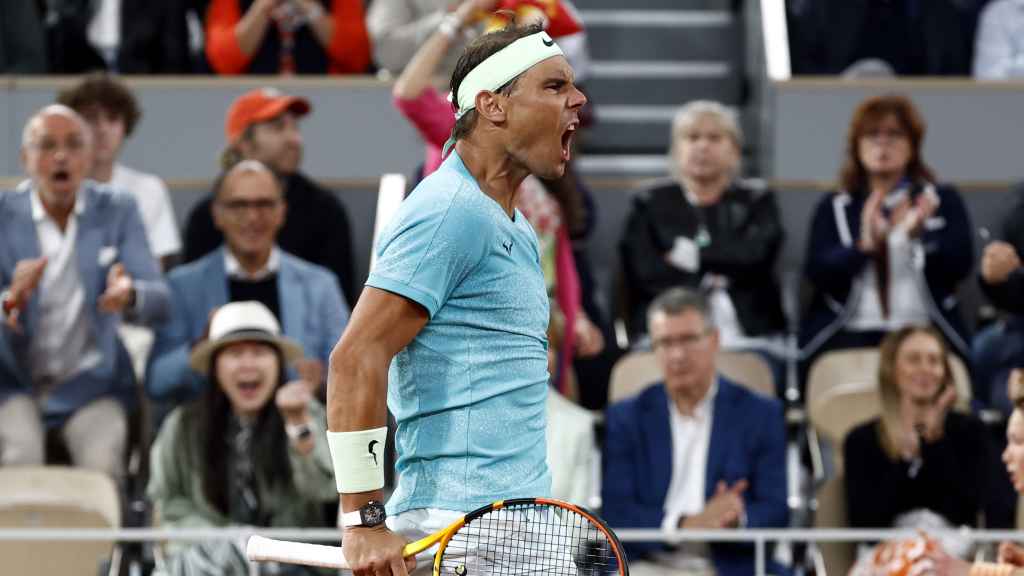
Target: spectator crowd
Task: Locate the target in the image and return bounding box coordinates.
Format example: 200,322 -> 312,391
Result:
3,1 -> 1024,575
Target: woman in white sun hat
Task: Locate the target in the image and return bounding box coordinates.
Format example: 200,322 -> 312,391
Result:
147,301 -> 337,575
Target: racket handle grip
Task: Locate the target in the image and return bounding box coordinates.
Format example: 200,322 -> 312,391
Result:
246,535 -> 349,569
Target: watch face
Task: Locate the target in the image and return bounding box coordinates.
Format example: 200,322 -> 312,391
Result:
361,502 -> 386,527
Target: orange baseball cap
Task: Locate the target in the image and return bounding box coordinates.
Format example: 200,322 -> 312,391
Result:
224,87 -> 311,143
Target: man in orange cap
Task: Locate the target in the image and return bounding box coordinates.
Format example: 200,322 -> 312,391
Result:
181,87 -> 357,305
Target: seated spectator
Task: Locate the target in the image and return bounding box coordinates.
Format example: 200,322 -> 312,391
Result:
147,301 -> 336,575
787,0 -> 969,76
204,0 -> 370,74
602,287 -> 787,576
898,393 -> 1024,573
619,100 -> 787,378
39,0 -> 198,73
974,186 -> 1024,414
0,0 -> 47,73
844,326 -> 1009,531
183,88 -> 358,304
0,105 -> 169,481
149,160 -> 348,403
392,16 -> 603,396
58,72 -> 182,270
800,94 -> 974,376
973,0 -> 1024,79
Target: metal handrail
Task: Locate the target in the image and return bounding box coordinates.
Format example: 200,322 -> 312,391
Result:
1,526 -> 1019,575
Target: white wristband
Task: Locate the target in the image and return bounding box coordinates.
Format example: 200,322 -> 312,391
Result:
326,427 -> 387,493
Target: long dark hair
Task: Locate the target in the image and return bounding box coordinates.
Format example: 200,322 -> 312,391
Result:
180,344 -> 293,518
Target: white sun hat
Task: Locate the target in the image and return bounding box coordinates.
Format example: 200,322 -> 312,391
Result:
189,301 -> 304,374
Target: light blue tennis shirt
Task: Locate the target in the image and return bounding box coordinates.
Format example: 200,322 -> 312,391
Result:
366,151 -> 551,515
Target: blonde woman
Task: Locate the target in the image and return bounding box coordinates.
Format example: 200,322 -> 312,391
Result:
619,100 -> 787,377
843,326 -> 1006,531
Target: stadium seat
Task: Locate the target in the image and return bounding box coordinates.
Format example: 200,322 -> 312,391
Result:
608,349 -> 775,404
806,347 -> 972,417
0,466 -> 120,576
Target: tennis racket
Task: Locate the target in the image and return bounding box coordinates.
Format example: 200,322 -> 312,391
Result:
247,497 -> 628,575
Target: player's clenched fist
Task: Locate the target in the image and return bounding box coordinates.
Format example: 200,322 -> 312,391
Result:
343,526 -> 415,576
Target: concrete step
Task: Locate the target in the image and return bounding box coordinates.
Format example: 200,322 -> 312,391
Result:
587,24 -> 739,64
585,74 -> 740,107
583,12 -> 737,62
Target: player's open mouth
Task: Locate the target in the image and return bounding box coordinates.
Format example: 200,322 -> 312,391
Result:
561,121 -> 578,162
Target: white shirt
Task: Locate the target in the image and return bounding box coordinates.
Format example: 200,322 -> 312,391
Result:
973,0 -> 1024,79
87,0 -> 121,65
27,188 -> 103,389
848,226 -> 930,331
109,164 -> 182,259
224,246 -> 281,281
654,380 -> 717,571
662,380 -> 717,528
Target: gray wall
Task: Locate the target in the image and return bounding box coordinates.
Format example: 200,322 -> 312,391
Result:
770,79 -> 1024,184
2,77 -> 423,181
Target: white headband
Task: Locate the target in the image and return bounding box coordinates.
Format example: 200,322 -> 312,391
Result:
450,31 -> 564,120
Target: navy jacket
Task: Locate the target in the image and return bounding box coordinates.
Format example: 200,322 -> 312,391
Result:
799,182 -> 973,357
602,378 -> 788,576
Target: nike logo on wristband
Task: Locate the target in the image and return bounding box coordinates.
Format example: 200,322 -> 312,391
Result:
367,440 -> 380,466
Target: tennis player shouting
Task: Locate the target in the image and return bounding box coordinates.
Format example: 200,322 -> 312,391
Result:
326,23 -> 586,576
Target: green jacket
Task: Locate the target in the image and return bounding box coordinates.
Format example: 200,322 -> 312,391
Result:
147,400 -> 337,541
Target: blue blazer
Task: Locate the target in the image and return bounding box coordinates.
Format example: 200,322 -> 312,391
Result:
602,378 -> 788,576
0,184 -> 169,424
147,247 -> 349,400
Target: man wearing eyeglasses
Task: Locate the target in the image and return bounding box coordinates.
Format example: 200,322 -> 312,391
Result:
147,160 -> 349,403
601,287 -> 788,576
181,88 -> 358,306
0,105 -> 169,480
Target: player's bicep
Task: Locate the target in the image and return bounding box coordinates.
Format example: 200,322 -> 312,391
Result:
337,286 -> 429,361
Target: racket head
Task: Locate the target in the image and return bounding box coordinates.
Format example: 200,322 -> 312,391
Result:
432,497 -> 628,576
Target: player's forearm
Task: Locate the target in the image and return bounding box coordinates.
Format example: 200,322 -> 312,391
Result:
327,340 -> 390,510
326,339 -> 390,432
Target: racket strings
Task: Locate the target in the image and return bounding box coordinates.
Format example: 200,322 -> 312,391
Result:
438,503 -> 622,576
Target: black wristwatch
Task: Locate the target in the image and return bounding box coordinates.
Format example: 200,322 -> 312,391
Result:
341,500 -> 387,528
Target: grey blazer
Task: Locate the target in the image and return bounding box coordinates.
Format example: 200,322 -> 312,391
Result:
0,183 -> 170,424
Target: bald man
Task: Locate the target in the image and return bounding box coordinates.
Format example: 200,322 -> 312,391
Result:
0,105 -> 169,481
147,160 -> 349,404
